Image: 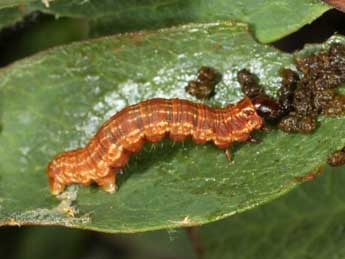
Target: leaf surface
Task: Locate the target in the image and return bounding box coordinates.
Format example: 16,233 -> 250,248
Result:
0,22 -> 344,233
0,0 -> 330,43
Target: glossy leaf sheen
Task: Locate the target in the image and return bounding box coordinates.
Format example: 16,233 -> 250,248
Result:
0,22 -> 344,233
0,0 -> 330,43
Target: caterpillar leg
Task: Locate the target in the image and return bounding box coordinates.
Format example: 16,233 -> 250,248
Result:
247,135 -> 259,143
96,173 -> 117,193
214,142 -> 232,161
261,125 -> 272,132
224,149 -> 232,161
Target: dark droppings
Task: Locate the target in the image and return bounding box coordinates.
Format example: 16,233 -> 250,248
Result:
296,43 -> 345,91
197,66 -> 220,83
238,43 -> 345,134
277,67 -> 319,133
295,42 -> 345,115
277,87 -> 318,133
322,95 -> 345,115
278,113 -> 317,133
280,43 -> 345,133
185,66 -> 221,99
237,69 -> 265,98
327,147 -> 345,167
277,69 -> 299,114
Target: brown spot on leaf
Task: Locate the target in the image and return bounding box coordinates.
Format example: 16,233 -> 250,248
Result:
213,43 -> 223,49
294,166 -> 324,182
327,147 -> 345,166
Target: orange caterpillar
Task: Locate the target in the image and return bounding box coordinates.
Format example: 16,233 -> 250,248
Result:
47,97 -> 263,195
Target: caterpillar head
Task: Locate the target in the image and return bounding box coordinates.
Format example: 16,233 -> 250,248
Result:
234,97 -> 264,132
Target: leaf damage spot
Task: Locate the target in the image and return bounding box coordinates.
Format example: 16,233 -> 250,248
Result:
294,166 -> 324,183
1,186 -> 90,227
327,147 -> 345,166
55,186 -> 81,217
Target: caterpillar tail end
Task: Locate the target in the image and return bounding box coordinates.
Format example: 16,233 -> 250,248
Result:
49,176 -> 65,196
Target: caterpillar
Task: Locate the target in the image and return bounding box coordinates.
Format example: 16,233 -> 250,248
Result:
47,97 -> 263,195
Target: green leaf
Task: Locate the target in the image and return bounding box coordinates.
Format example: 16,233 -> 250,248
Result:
0,17 -> 89,65
0,6 -> 30,30
0,0 -> 331,43
0,22 -> 344,233
200,166 -> 345,259
0,0 -> 34,9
